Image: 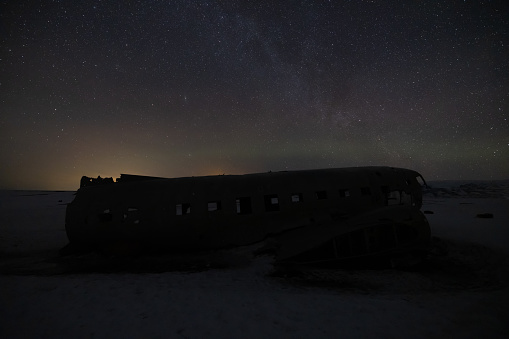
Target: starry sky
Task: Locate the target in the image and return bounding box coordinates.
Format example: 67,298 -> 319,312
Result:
1,1 -> 508,190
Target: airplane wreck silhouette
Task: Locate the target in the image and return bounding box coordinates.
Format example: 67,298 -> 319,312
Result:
64,167 -> 431,267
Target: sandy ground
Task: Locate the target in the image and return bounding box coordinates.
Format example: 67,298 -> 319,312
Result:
1,184 -> 508,338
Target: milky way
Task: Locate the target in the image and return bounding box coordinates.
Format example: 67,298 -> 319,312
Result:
1,1 -> 508,190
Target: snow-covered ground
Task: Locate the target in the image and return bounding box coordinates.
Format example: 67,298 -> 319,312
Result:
1,183 -> 508,339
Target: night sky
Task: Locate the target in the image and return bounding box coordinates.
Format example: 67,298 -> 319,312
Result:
1,1 -> 508,190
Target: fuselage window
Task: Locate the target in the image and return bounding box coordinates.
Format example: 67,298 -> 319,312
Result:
176,203 -> 191,216
401,191 -> 412,205
236,197 -> 252,214
416,175 -> 426,186
264,194 -> 280,211
387,191 -> 401,205
316,191 -> 327,200
361,187 -> 371,196
291,193 -> 303,203
339,189 -> 350,198
99,208 -> 113,222
208,201 -> 221,212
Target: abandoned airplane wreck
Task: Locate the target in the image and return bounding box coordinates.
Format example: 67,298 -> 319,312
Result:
65,167 -> 431,266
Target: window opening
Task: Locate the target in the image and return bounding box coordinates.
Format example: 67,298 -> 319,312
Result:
176,203 -> 191,215
387,191 -> 401,205
361,187 -> 371,196
339,189 -> 350,198
123,207 -> 140,222
235,197 -> 252,214
264,194 -> 280,211
99,209 -> 113,222
208,201 -> 221,212
316,191 -> 327,200
291,193 -> 303,203
401,191 -> 412,205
